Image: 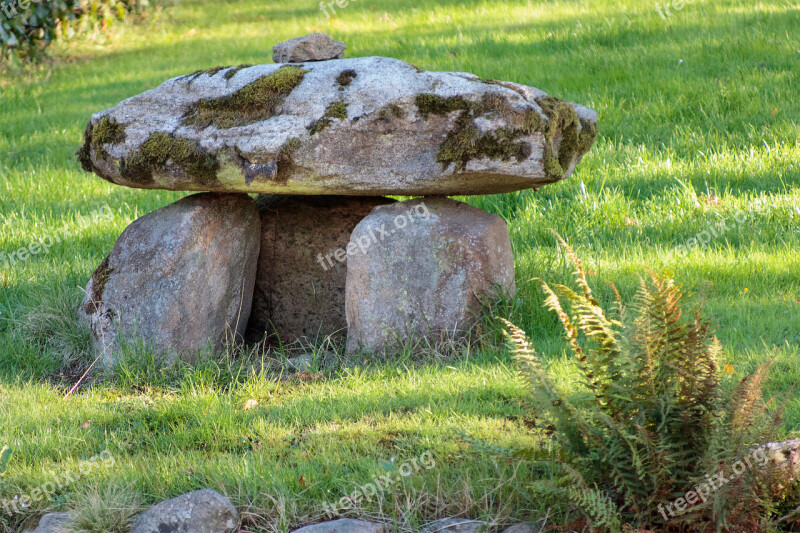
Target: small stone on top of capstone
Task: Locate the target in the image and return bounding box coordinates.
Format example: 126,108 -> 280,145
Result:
273,33 -> 346,63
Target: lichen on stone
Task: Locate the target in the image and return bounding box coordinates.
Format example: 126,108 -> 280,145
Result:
308,101 -> 348,135
120,132 -> 219,186
183,65 -> 309,129
336,69 -> 357,88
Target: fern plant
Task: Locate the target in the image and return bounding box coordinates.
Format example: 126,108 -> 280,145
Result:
501,236 -> 788,532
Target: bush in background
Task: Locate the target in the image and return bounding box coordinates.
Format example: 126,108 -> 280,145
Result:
0,0 -> 156,63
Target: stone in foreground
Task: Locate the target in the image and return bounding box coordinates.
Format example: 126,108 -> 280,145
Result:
77,57 -> 597,196
22,513 -> 72,533
245,195 -> 393,344
346,197 -> 515,354
291,519 -> 385,533
421,518 -> 489,533
132,489 -> 239,533
273,32 -> 346,63
80,193 -> 260,366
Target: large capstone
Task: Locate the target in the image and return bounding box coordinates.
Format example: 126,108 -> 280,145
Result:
79,193 -> 260,366
345,197 -> 516,354
77,57 -> 597,196
245,195 -> 393,345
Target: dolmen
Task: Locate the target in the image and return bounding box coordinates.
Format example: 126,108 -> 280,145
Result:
77,33 -> 597,366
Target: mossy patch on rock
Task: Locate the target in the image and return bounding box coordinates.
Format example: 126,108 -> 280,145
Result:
184,66 -> 229,83
275,137 -> 302,184
535,96 -> 580,179
83,255 -> 114,315
183,65 -> 309,129
120,132 -> 220,186
224,64 -> 253,80
76,121 -> 95,173
308,101 -> 348,135
415,94 -> 471,119
336,69 -> 357,88
416,93 -> 540,171
416,91 -> 587,179
76,116 -> 126,178
93,116 -> 126,147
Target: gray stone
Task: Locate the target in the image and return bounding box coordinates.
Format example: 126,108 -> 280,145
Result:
77,56 -> 597,196
763,438 -> 800,478
501,524 -> 542,533
291,519 -> 385,533
421,518 -> 488,533
80,193 -> 260,366
273,33 -> 346,63
346,197 -> 515,354
245,195 -> 393,345
131,489 -> 238,533
21,513 -> 72,533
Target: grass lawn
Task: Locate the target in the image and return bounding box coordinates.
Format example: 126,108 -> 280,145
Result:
1,0 -> 799,531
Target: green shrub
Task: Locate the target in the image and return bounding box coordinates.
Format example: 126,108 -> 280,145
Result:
0,0 -> 155,63
500,236 -> 790,532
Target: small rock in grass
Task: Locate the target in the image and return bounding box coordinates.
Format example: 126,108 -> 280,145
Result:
501,524 -> 543,533
22,513 -> 72,533
421,518 -> 489,533
291,519 -> 385,533
131,489 -> 238,533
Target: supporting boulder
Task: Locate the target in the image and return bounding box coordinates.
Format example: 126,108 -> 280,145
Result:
79,193 -> 260,366
246,195 -> 393,344
345,197 -> 515,354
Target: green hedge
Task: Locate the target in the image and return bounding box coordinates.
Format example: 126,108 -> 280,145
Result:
0,0 -> 154,63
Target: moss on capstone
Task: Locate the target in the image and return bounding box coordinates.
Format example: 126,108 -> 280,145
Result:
93,116 -> 126,147
416,93 -> 537,171
224,64 -> 253,80
120,132 -> 220,186
416,90 -> 590,179
183,65 -> 309,130
76,116 -> 126,179
76,121 -> 95,173
275,137 -> 302,184
535,96 -> 581,179
415,94 -> 471,119
308,101 -> 348,135
377,103 -> 406,121
336,69 -> 357,88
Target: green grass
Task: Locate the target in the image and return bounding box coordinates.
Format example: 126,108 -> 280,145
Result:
0,0 -> 799,530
